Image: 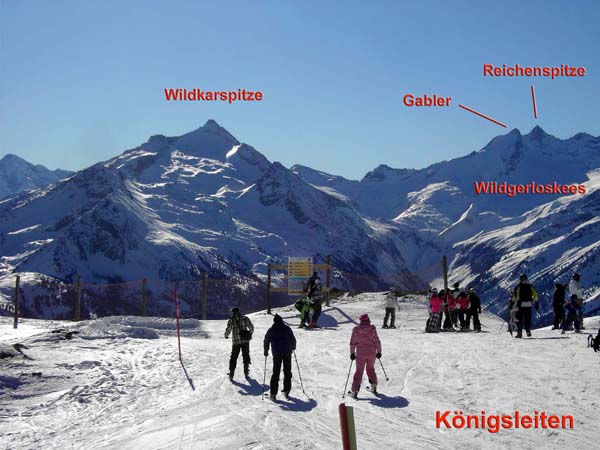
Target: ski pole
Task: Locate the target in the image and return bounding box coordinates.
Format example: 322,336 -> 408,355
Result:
293,351 -> 309,398
378,358 -> 390,381
342,359 -> 353,398
262,354 -> 268,402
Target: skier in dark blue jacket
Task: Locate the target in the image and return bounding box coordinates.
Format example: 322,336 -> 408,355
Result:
264,314 -> 297,400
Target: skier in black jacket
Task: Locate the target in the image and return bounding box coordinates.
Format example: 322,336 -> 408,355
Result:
264,314 -> 297,400
467,287 -> 482,332
513,274 -> 539,338
552,283 -> 566,329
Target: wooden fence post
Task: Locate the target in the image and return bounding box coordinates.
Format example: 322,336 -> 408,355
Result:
267,264 -> 272,315
326,255 -> 332,306
201,273 -> 207,320
141,278 -> 147,317
75,275 -> 81,322
13,275 -> 20,329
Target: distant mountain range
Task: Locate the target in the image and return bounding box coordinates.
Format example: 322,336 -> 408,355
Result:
1,121 -> 598,323
0,154 -> 72,199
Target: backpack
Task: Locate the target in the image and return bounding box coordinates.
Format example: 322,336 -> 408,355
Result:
236,316 -> 253,341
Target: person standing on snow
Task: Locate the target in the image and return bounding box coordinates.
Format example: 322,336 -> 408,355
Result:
224,307 -> 254,381
513,274 -> 539,338
552,283 -> 567,330
440,289 -> 455,331
467,287 -> 481,332
308,277 -> 324,328
456,290 -> 470,331
349,314 -> 382,398
426,288 -> 443,333
264,314 -> 296,401
561,294 -> 581,334
569,273 -> 584,330
383,289 -> 398,329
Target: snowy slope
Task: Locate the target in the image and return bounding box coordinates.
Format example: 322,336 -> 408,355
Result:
0,154 -> 72,199
1,292 -> 599,450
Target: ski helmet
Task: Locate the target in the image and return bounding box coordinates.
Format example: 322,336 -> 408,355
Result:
573,273 -> 581,281
520,274 -> 528,282
231,307 -> 240,315
431,287 -> 438,294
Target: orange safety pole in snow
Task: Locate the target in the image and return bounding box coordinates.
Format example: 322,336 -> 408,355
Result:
174,287 -> 182,361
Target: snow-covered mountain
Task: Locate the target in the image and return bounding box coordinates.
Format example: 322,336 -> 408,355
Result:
0,154 -> 72,199
291,127 -> 600,325
0,121 -> 426,318
1,122 -> 598,324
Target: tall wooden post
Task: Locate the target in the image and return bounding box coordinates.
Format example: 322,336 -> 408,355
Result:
75,275 -> 81,322
267,264 -> 272,315
442,256 -> 449,292
141,278 -> 147,317
326,255 -> 332,306
201,272 -> 207,320
13,275 -> 20,329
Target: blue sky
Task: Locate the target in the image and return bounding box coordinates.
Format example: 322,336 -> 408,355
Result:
1,0 -> 599,179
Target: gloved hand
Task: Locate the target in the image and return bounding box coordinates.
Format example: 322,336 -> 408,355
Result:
376,352 -> 382,359
264,351 -> 268,357
478,308 -> 482,314
350,353 -> 356,360
224,335 -> 229,339
535,302 -> 540,311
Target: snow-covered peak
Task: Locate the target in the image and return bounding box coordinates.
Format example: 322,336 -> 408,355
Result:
0,154 -> 72,199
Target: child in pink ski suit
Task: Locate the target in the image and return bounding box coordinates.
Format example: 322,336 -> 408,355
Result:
350,314 -> 382,396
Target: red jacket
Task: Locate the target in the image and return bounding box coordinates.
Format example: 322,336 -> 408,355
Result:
350,323 -> 382,355
457,292 -> 470,310
430,294 -> 443,313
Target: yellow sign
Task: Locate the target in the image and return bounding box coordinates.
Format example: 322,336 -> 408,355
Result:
288,257 -> 313,294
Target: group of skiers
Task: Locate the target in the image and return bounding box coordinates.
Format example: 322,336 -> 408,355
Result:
224,275 -> 384,401
224,270 -> 589,401
506,272 -> 586,337
551,272 -> 586,334
425,283 -> 482,333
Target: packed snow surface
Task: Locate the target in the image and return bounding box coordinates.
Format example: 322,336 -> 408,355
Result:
1,293 -> 599,450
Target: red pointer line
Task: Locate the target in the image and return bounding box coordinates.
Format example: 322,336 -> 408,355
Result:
531,85 -> 538,119
458,104 -> 508,128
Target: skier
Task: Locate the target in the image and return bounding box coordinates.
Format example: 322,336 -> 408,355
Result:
224,307 -> 254,381
569,273 -> 584,330
552,283 -> 566,330
467,287 -> 481,332
264,314 -> 296,401
561,294 -> 581,334
306,271 -> 320,296
349,314 -> 382,398
457,290 -> 470,331
425,288 -> 442,333
383,289 -> 397,329
295,297 -> 312,328
308,277 -> 324,328
440,289 -> 455,331
513,274 -> 539,338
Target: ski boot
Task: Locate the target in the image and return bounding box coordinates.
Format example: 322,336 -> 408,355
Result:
269,393 -> 277,401
526,330 -> 531,337
282,391 -> 290,400
370,383 -> 377,394
350,391 -> 358,399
